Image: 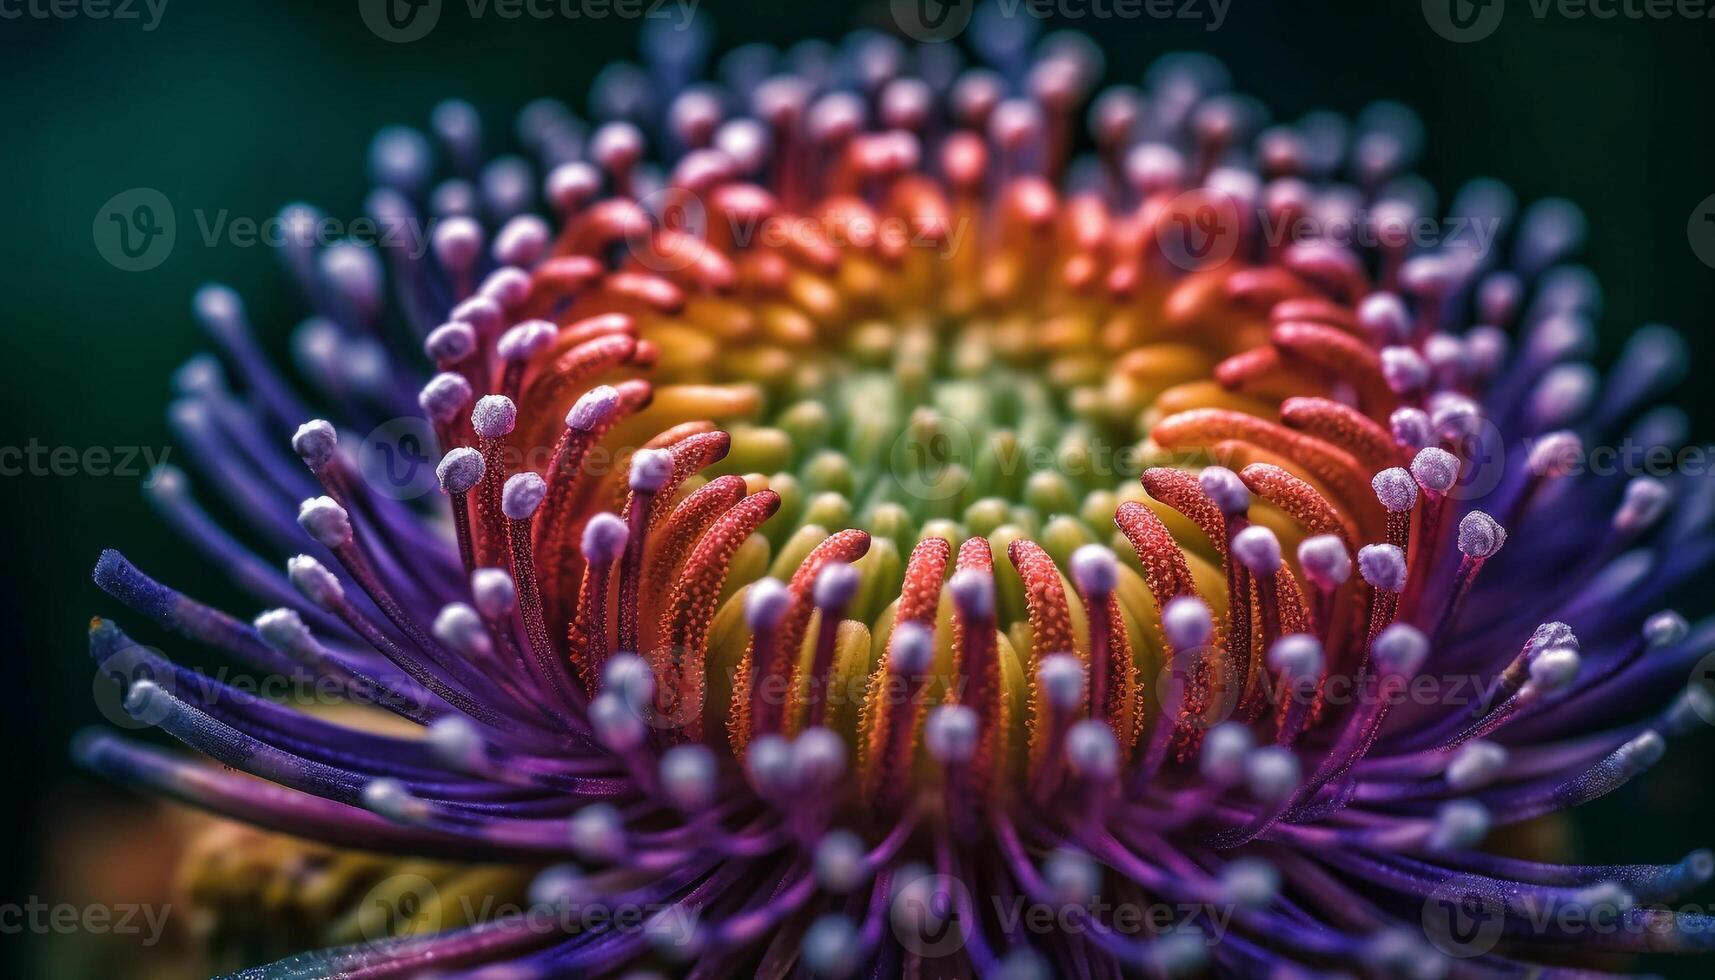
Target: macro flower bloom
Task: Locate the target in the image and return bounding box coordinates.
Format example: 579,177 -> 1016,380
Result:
77,9 -> 1715,978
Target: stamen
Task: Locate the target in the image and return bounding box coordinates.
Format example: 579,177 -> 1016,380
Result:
660,491 -> 787,743
861,537 -> 951,809
1445,740 -> 1508,791
424,322 -> 478,366
502,472 -> 578,711
1134,596 -> 1212,789
949,564 -> 1004,802
437,447 -> 485,573
659,744 -> 718,811
803,562 -> 860,729
569,512 -> 628,691
1357,543 -> 1407,643
471,395 -> 518,568
1266,634 -> 1322,745
730,577 -> 791,753
616,448 -> 676,654
1433,511 -> 1506,642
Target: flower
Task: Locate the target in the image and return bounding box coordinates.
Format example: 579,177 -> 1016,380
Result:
78,9 -> 1715,977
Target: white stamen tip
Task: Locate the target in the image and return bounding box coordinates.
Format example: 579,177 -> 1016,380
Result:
1428,799 -> 1490,851
889,620 -> 935,675
791,728 -> 847,787
813,562 -> 861,610
433,603 -> 491,657
297,496 -> 353,548
1197,466 -> 1250,517
286,555 -> 343,607
1244,746 -> 1301,803
1445,740 -> 1508,791
1162,596 -> 1214,651
1231,525 -> 1283,575
1411,447 -> 1459,493
291,420 -> 338,469
745,578 -> 792,631
925,704 -> 980,765
814,830 -> 869,894
471,394 -> 518,439
589,691 -> 646,751
568,803 -> 626,863
418,372 -> 474,423
659,744 -> 718,810
1372,623 -> 1429,677
1201,723 -> 1255,785
629,448 -> 675,493
1065,719 -> 1119,781
1371,467 -> 1419,513
1357,543 -> 1407,593
471,568 -> 517,617
501,472 -> 548,520
1298,534 -> 1352,590
1457,511 -> 1507,559
1037,653 -> 1087,713
436,447 -> 485,494
581,513 -> 629,564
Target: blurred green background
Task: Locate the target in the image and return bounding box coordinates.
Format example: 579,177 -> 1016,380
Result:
2,0 -> 1713,975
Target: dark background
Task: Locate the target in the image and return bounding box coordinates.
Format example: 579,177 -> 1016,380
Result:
2,0 -> 1713,975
